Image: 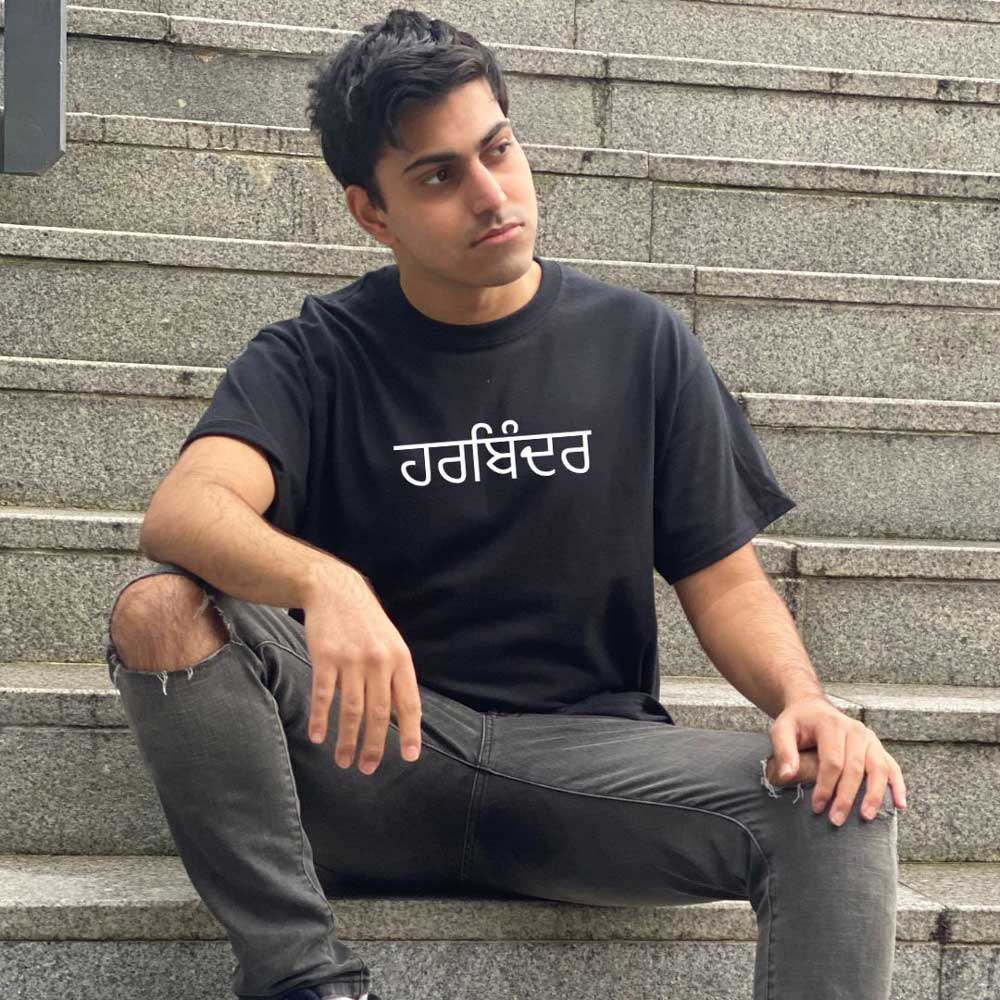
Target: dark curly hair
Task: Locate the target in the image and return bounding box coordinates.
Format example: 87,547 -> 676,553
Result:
306,7 -> 510,214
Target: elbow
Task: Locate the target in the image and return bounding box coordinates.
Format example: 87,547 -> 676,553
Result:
138,477 -> 182,560
138,503 -> 171,562
138,518 -> 160,562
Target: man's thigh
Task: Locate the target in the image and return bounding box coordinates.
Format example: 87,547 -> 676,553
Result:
220,592 -> 488,897
300,682 -> 486,897
464,712 -> 894,908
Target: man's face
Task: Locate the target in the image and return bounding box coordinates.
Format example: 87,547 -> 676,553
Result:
347,76 -> 538,299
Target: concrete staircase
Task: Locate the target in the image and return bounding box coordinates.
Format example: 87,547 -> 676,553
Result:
1,2 -> 999,997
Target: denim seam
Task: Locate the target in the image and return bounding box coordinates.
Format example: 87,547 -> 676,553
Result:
452,760 -> 771,867
251,637 -> 314,663
460,713 -> 492,885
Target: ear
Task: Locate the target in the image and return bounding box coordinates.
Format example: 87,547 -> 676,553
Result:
345,184 -> 396,248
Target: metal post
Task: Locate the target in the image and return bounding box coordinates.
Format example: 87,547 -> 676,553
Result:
1,0 -> 67,174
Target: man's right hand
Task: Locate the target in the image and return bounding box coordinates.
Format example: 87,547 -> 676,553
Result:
301,566 -> 422,775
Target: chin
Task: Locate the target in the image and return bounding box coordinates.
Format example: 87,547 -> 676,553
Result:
495,239 -> 535,267
489,251 -> 534,286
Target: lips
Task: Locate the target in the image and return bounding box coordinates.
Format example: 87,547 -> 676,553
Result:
475,222 -> 520,245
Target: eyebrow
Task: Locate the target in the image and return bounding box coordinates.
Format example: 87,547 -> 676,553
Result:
401,119 -> 513,176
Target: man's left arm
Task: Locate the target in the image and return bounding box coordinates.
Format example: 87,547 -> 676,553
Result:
673,542 -> 909,825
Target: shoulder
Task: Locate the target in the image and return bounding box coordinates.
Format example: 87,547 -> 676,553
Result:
303,266 -> 377,322
558,261 -> 690,339
558,260 -> 662,315
556,261 -> 701,379
234,267 -> 384,366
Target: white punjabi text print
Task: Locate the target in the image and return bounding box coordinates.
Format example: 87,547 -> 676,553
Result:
392,420 -> 592,487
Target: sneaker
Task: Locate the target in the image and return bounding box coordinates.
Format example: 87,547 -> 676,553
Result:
281,986 -> 382,1000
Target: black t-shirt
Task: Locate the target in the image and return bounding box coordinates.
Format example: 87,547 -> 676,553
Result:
179,254 -> 796,724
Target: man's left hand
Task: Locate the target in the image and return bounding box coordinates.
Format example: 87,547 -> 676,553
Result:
768,694 -> 909,826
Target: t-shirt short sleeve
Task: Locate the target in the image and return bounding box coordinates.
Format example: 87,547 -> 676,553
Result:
178,326 -> 311,537
653,315 -> 796,585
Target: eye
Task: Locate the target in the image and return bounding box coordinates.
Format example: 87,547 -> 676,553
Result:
421,139 -> 513,186
421,166 -> 450,187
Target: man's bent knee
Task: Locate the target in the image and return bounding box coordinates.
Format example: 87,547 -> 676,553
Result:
109,573 -> 230,672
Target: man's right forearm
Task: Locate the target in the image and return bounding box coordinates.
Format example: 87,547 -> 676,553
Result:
139,476 -> 367,611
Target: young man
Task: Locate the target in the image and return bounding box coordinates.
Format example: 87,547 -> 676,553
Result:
102,9 -> 907,1000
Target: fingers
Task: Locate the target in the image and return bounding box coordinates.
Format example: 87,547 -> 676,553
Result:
334,669 -> 366,769
393,668 -> 423,764
888,757 -> 908,810
299,579 -> 422,773
321,652 -> 422,775
858,746 -> 890,822
308,662 -> 338,745
352,654 -> 423,774
811,727 -> 848,823
767,716 -> 800,779
766,749 -> 819,786
356,671 -> 392,775
814,724 -> 881,826
860,746 -> 908,817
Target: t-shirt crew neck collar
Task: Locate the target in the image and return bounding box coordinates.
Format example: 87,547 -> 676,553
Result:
375,254 -> 562,352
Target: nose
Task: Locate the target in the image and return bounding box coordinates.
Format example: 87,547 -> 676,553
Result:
467,158 -> 508,215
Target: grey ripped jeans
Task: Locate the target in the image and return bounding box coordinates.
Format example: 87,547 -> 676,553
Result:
101,561 -> 899,1000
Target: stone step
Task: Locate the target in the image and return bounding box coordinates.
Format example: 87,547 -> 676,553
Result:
0,659 -> 998,861
54,0 -> 1000,80
3,8 -> 1000,172
3,221 -> 998,403
4,114 -> 1000,283
2,505 -> 998,689
0,852 -> 988,999
1,353 -> 998,541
